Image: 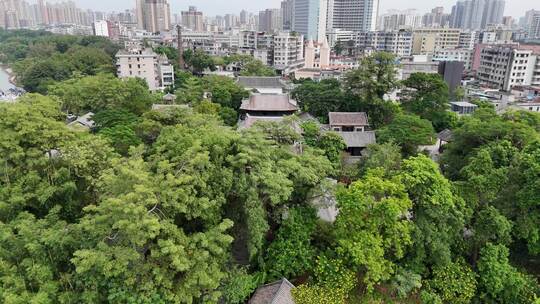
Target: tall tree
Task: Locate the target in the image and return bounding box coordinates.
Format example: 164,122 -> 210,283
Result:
401,73 -> 456,131
377,114 -> 435,156
334,170 -> 412,290
343,51 -> 399,101
399,155 -> 466,271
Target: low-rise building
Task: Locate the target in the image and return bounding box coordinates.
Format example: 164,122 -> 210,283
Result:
399,55 -> 440,80
450,101 -> 478,114
433,48 -> 473,70
237,76 -> 290,94
238,94 -> 299,128
249,278 -> 295,304
412,28 -> 461,54
115,48 -> 174,91
356,30 -> 413,57
327,112 -> 376,157
477,44 -> 540,91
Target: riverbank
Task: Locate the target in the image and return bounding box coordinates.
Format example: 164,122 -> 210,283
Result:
0,64 -> 16,86
0,65 -> 24,101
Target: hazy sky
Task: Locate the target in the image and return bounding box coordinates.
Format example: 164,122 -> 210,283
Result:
66,0 -> 539,18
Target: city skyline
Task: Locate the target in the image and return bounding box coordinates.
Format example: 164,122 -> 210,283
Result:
46,0 -> 539,18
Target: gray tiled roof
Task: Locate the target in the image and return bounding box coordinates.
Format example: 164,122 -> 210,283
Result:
437,129 -> 454,142
329,112 -> 369,126
336,131 -> 376,148
240,94 -> 298,112
238,115 -> 286,129
68,112 -> 95,129
238,76 -> 284,88
249,279 -> 295,304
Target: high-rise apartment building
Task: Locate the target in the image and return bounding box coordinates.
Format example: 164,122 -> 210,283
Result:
327,0 -> 379,32
422,7 -> 450,28
259,8 -> 282,32
526,12 -> 540,39
378,9 -> 421,31
0,0 -> 103,29
94,20 -> 111,37
281,0 -> 294,31
292,0 -> 327,42
450,0 -> 505,30
181,6 -> 203,31
136,0 -> 171,33
240,10 -> 248,25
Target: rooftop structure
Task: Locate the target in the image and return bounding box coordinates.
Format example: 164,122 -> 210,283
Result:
329,112 -> 369,128
249,278 -> 295,304
240,94 -> 298,113
237,76 -> 288,94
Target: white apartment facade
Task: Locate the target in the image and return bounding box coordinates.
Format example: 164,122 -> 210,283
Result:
433,48 -> 474,70
477,45 -> 540,91
116,48 -> 174,91
273,32 -> 305,74
93,20 -> 109,37
327,0 -> 379,32
356,30 -> 413,57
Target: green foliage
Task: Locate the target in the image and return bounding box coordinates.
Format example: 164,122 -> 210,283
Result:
399,155 -> 465,270
359,142 -> 402,177
183,49 -> 215,73
334,170 -> 412,290
301,120 -> 321,146
50,74 -> 155,115
344,51 -> 399,100
174,76 -> 204,104
441,108 -> 539,179
265,207 -> 318,280
292,79 -> 349,122
390,268 -> 422,299
504,142 -> 540,254
92,109 -> 140,131
300,122 -> 346,170
220,267 -> 259,304
239,58 -> 276,76
377,114 -> 435,156
0,94 -> 333,303
203,75 -> 248,110
318,132 -> 347,168
313,255 -> 357,297
99,125 -> 142,156
424,260 -> 477,304
221,54 -> 276,76
252,119 -> 301,145
292,284 -> 347,304
1,31 -> 118,93
477,244 -> 539,303
401,73 -> 454,131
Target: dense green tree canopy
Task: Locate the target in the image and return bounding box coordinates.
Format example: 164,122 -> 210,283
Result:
377,114 -> 436,156
49,74 -> 156,115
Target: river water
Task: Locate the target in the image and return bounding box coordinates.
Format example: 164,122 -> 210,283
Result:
0,67 -> 15,91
